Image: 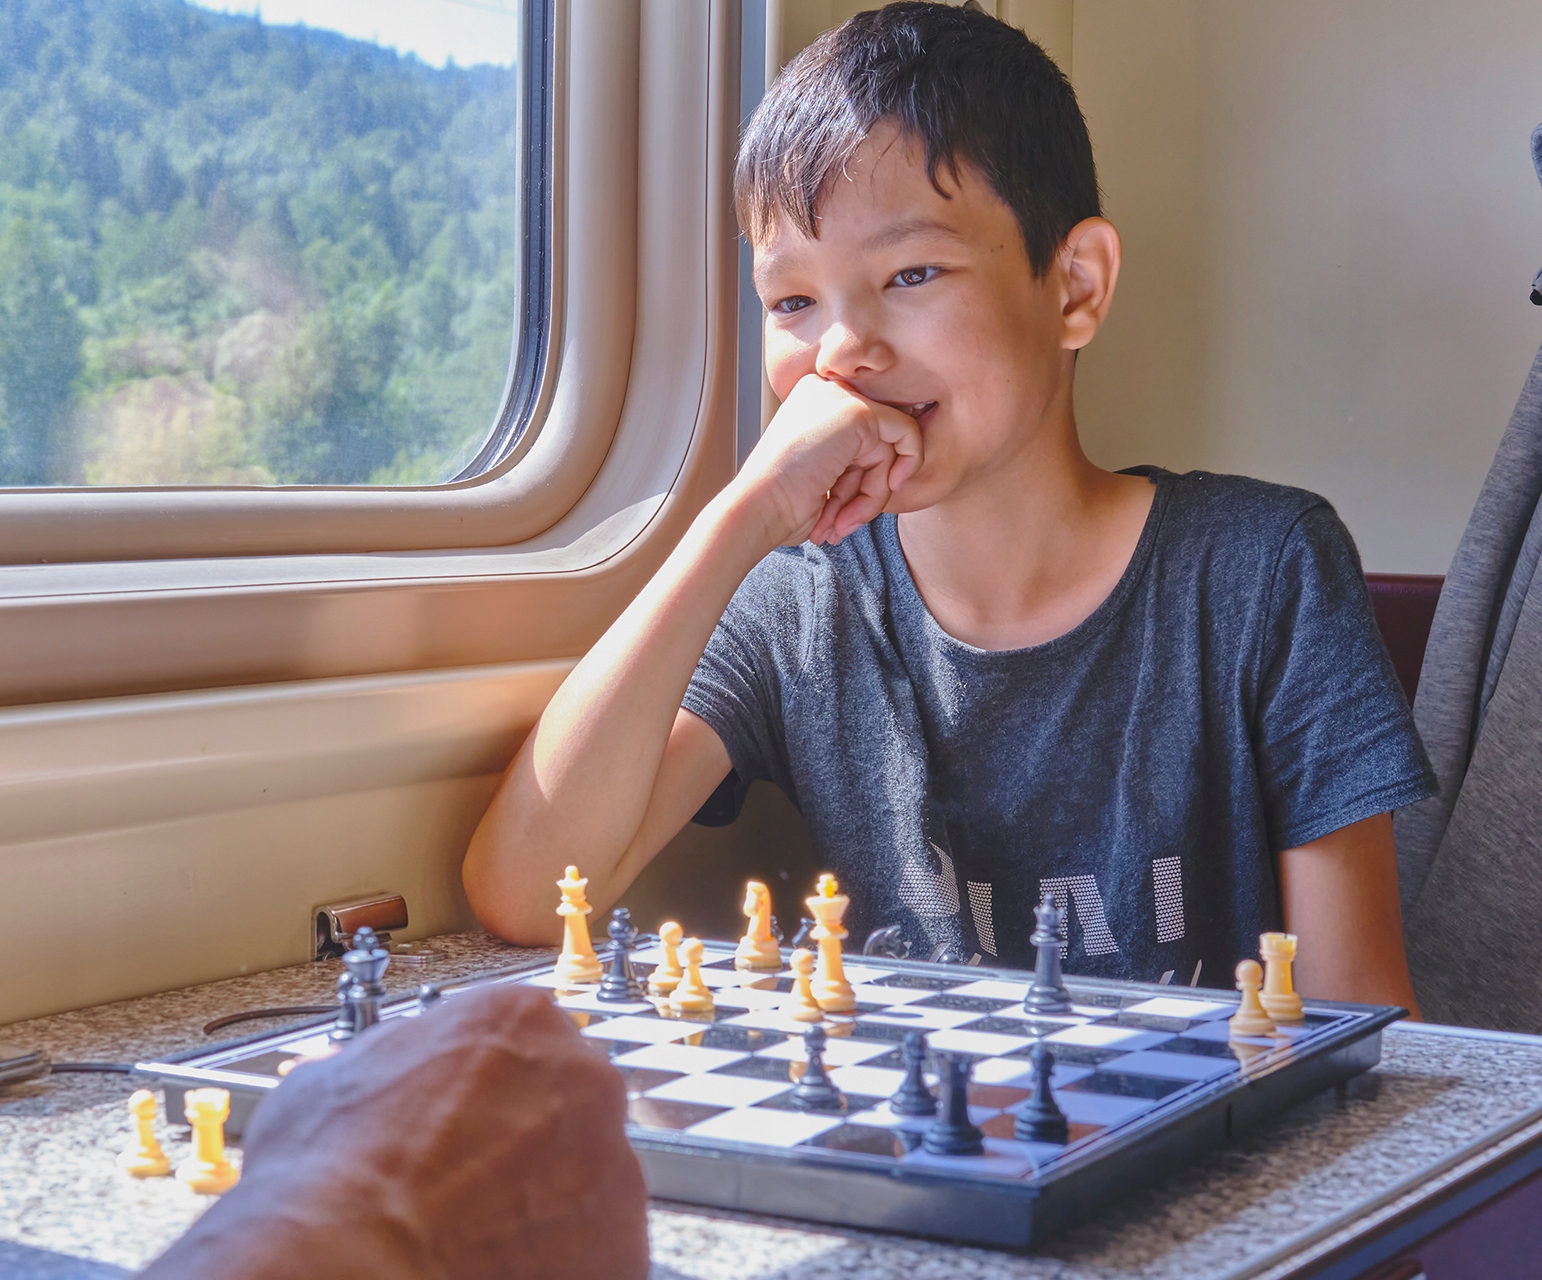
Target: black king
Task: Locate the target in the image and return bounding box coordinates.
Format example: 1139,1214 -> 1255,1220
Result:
1022,889 -> 1073,1016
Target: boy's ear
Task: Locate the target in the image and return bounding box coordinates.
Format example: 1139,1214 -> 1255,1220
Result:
1058,217 -> 1121,352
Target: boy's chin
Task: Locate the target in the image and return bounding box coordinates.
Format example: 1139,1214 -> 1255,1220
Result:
885,488 -> 943,517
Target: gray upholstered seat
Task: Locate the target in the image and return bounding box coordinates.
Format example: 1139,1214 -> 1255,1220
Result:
1394,124 -> 1542,1031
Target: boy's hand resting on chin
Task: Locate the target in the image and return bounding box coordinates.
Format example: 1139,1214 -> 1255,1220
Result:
735,374 -> 923,548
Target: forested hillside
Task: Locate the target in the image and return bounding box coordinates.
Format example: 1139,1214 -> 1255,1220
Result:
0,0 -> 519,487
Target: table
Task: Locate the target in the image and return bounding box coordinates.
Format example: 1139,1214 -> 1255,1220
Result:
2,931 -> 1539,1279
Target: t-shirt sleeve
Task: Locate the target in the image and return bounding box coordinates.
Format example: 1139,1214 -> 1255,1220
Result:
681,549 -> 810,826
1254,504 -> 1437,851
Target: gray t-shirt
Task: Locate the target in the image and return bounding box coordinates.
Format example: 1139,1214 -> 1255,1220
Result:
682,469 -> 1436,985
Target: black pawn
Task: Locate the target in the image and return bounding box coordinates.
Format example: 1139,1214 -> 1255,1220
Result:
791,1025 -> 845,1112
1014,1041 -> 1070,1145
889,1031 -> 937,1117
923,1053 -> 984,1156
1023,890 -> 1073,1015
598,908 -> 644,1002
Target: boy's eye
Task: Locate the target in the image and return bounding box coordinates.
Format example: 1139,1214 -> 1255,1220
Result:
891,265 -> 940,288
769,294 -> 813,315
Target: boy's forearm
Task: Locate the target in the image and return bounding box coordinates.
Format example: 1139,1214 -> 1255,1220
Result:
463,487 -> 779,941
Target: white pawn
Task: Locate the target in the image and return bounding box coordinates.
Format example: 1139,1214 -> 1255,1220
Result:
1229,959 -> 1277,1038
667,938 -> 715,1015
648,921 -> 685,997
782,948 -> 824,1023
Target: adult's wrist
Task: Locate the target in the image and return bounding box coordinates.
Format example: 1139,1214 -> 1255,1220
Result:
142,1160 -> 423,1278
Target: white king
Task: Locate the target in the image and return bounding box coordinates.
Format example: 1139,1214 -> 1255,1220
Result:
806,872 -> 856,1013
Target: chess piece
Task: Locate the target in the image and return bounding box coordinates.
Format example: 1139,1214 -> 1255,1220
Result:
648,921 -> 685,996
117,1089 -> 170,1177
417,983 -> 443,1014
735,880 -> 782,971
1229,959 -> 1277,1037
555,866 -> 603,986
599,908 -> 645,1002
341,926 -> 390,1037
889,1031 -> 937,1117
1259,932 -> 1305,1023
1014,1042 -> 1070,1144
806,873 -> 856,1013
1023,890 -> 1073,1015
862,923 -> 909,959
177,1088 -> 240,1195
667,938 -> 715,1015
789,917 -> 817,950
791,1025 -> 845,1111
922,1054 -> 984,1156
328,970 -> 356,1045
782,948 -> 825,1023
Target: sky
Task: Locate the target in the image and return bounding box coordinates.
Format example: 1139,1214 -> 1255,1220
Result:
190,0 -> 519,69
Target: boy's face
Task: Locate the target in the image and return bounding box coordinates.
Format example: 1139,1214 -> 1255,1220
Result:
753,123 -> 1085,513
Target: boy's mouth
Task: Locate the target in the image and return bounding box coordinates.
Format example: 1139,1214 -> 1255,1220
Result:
885,400 -> 938,422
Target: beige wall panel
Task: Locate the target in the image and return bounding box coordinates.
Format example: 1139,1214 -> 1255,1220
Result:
1000,0 -> 1073,71
0,776 -> 493,1025
0,662 -> 572,1022
1073,0 -> 1542,573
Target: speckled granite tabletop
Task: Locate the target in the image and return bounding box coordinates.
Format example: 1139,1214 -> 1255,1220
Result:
3,933 -> 1541,1279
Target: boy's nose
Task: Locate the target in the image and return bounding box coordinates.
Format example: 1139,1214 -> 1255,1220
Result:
814,320 -> 892,381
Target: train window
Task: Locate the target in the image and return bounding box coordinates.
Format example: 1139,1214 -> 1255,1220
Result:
0,6 -> 737,704
0,0 -> 528,489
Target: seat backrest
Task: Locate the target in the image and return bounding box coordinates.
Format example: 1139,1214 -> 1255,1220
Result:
1364,574 -> 1444,706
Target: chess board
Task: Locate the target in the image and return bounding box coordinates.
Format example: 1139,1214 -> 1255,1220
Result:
140,944 -> 1401,1250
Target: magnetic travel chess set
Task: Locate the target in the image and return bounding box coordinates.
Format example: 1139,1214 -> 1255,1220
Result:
138,870 -> 1404,1250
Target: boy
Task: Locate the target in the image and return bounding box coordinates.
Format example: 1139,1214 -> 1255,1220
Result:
464,4 -> 1432,1009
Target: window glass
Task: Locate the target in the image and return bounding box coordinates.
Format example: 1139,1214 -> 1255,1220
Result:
0,0 -> 522,487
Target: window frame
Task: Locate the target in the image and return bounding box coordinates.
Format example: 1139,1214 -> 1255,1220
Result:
0,0 -> 743,706
0,0 -> 629,564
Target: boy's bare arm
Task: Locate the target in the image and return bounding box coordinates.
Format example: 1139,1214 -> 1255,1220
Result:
1278,812 -> 1422,1017
463,376 -> 922,944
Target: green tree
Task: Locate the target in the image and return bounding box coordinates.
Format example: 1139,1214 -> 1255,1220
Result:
0,216 -> 83,484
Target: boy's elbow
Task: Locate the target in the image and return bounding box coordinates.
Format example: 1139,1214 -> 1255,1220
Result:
462,817 -> 560,948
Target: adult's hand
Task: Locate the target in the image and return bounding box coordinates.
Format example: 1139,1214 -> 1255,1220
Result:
141,983 -> 648,1280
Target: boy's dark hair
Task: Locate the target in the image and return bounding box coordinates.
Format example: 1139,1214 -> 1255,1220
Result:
735,2 -> 1100,278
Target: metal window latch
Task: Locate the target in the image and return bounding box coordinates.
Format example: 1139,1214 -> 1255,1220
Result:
314,894 -> 410,961
0,1044 -> 49,1088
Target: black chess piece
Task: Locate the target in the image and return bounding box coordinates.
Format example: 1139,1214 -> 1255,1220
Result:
923,1053 -> 984,1156
863,924 -> 910,959
333,926 -> 391,1042
1022,890 -> 1073,1015
889,1031 -> 937,1117
791,1025 -> 845,1112
329,971 -> 356,1044
1014,1041 -> 1070,1144
598,908 -> 645,1002
789,917 -> 818,950
417,983 -> 443,1014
